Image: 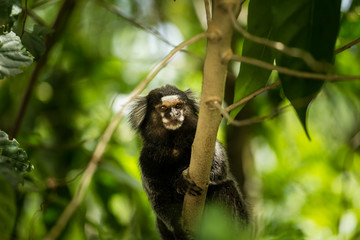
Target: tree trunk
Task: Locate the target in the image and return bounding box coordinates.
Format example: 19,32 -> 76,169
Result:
181,0 -> 241,233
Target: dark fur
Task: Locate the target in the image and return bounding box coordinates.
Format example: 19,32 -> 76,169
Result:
129,85 -> 249,239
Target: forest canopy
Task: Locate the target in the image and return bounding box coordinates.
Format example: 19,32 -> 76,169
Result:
0,0 -> 360,239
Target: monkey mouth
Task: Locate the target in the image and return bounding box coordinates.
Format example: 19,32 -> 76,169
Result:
162,119 -> 183,130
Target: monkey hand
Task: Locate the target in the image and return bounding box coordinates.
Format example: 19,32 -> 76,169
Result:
176,168 -> 203,196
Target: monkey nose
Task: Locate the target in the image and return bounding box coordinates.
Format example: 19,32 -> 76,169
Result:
170,109 -> 181,118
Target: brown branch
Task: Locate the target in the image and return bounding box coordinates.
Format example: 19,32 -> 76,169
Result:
204,0 -> 211,25
225,81 -> 281,113
231,54 -> 360,82
20,0 -> 28,38
42,32 -> 207,240
11,0 -> 77,139
227,8 -> 331,73
94,0 -> 201,60
215,101 -> 290,127
334,37 -> 360,54
181,0 -> 240,234
27,10 -> 49,27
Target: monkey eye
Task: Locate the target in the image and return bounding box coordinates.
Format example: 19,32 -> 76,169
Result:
175,103 -> 183,109
159,105 -> 168,112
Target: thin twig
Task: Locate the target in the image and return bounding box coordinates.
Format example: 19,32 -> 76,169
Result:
95,0 -> 200,60
204,0 -> 211,25
334,37 -> 360,54
11,0 -> 77,139
27,10 -> 49,27
227,7 -> 331,73
32,0 -> 61,9
215,101 -> 290,127
21,0 -> 28,38
231,54 -> 360,82
225,81 -> 281,113
42,32 -> 208,240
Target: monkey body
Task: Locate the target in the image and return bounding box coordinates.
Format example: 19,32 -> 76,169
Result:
129,85 -> 249,239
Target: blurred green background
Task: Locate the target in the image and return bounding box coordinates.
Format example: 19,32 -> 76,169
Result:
0,0 -> 360,239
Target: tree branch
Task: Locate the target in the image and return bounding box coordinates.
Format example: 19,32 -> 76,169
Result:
95,0 -> 200,59
20,0 -> 28,38
215,101 -> 290,127
231,54 -> 360,82
225,81 -> 281,113
11,0 -> 77,139
227,8 -> 331,73
181,0 -> 240,234
334,37 -> 360,54
42,32 -> 207,240
204,0 -> 211,25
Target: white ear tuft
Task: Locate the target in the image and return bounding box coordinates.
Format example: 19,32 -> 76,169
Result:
184,89 -> 200,112
128,96 -> 147,130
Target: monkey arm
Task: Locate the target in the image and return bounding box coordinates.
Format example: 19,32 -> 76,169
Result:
176,168 -> 203,196
176,141 -> 229,196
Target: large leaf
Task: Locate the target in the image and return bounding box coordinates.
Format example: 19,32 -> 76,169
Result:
232,0 -> 274,118
0,175 -> 16,240
0,130 -> 32,187
21,25 -> 52,60
0,31 -> 33,79
0,0 -> 21,27
271,0 -> 341,136
0,0 -> 11,26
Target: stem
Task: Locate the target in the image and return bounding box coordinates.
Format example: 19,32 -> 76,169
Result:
228,8 -> 331,73
181,0 -> 240,233
231,54 -> 360,82
21,0 -> 28,38
216,102 -> 290,127
225,81 -> 281,113
204,0 -> 211,25
11,0 -> 76,139
334,37 -> 360,54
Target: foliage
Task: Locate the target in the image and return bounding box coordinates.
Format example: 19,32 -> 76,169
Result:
0,130 -> 31,240
0,130 -> 31,186
233,0 -> 341,136
0,32 -> 33,79
0,0 -> 359,239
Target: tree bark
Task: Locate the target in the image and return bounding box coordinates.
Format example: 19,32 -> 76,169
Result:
181,0 -> 241,233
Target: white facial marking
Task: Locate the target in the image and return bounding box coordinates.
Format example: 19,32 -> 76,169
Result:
161,95 -> 180,103
160,95 -> 185,130
163,120 -> 183,130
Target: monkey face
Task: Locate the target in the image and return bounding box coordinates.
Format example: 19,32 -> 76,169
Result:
155,95 -> 185,130
128,85 -> 199,133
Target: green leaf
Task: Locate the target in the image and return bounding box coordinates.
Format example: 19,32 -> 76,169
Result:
231,0 -> 274,119
0,31 -> 33,79
99,161 -> 142,190
0,0 -> 11,26
0,174 -> 16,240
0,130 -> 32,188
271,0 -> 341,137
21,25 -> 52,60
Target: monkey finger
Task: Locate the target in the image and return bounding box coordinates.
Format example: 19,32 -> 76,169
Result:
189,185 -> 203,196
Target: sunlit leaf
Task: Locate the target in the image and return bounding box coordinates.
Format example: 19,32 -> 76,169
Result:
232,0 -> 274,119
272,0 -> 341,136
0,31 -> 33,79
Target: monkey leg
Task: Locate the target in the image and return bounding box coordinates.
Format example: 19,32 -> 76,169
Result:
207,180 -> 250,225
156,218 -> 175,240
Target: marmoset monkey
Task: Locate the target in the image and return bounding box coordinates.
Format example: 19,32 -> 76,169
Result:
129,85 -> 249,240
